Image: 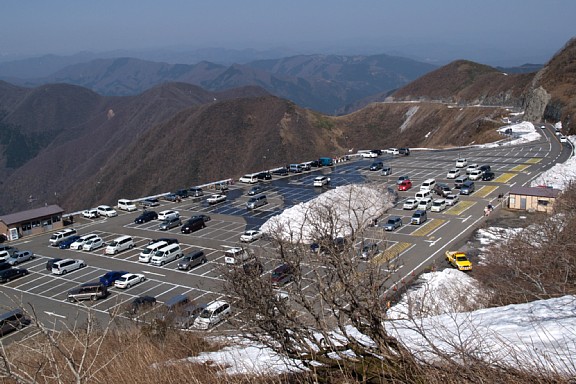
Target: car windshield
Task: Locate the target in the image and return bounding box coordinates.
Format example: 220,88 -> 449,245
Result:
199,309 -> 212,319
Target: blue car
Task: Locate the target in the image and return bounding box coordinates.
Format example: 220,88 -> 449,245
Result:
99,271 -> 129,287
59,235 -> 81,249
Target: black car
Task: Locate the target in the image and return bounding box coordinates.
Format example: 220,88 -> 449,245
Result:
272,167 -> 289,176
247,185 -> 265,196
257,172 -> 272,181
190,214 -> 210,222
99,270 -> 129,287
128,296 -> 157,314
398,148 -> 410,155
480,165 -> 491,173
46,258 -> 63,271
482,172 -> 495,181
0,268 -> 28,283
181,217 -> 206,234
58,235 -> 81,249
148,238 -> 179,246
176,189 -> 189,198
0,262 -> 11,271
271,264 -> 294,287
134,210 -> 158,224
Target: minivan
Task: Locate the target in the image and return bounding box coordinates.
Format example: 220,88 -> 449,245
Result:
51,259 -> 85,275
0,309 -> 30,336
49,228 -> 77,246
430,199 -> 446,212
105,235 -> 134,255
181,217 -> 206,234
67,282 -> 108,302
192,300 -> 231,329
460,181 -> 475,195
239,173 -> 260,184
420,178 -> 436,192
289,164 -> 303,173
411,210 -> 428,225
189,187 -> 204,197
151,243 -> 183,266
454,176 -> 469,189
246,194 -> 268,209
177,250 -> 207,270
117,199 -> 137,212
414,190 -> 432,201
139,241 -> 168,263
417,197 -> 433,211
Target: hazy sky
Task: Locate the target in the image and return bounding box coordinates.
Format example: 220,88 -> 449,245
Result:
2,0 -> 575,65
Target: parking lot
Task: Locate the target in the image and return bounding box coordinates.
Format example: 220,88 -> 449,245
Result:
0,139 -> 563,336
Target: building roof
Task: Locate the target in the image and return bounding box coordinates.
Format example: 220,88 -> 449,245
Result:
0,205 -> 64,226
509,186 -> 561,199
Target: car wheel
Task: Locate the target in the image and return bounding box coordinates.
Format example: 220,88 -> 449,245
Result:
160,261 -> 165,266
129,244 -> 133,249
80,263 -> 85,268
62,270 -> 67,275
127,283 -> 131,289
91,295 -> 97,301
201,258 -> 206,264
140,277 -> 145,282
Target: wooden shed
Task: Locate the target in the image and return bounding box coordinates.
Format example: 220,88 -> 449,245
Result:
507,186 -> 561,213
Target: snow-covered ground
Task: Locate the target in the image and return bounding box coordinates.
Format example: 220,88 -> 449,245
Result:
189,121 -> 576,377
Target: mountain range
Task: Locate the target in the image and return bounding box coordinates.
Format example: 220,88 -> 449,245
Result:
0,37 -> 574,215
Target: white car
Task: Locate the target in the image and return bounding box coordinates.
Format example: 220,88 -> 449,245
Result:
466,164 -> 479,174
313,176 -> 330,187
82,237 -> 104,251
402,198 -> 419,210
430,199 -> 446,212
445,194 -> 460,206
560,135 -> 568,143
455,158 -> 468,168
82,209 -> 99,219
97,205 -> 118,217
240,230 -> 262,242
70,234 -> 98,250
157,210 -> 179,221
468,169 -> 483,180
360,151 -> 377,158
114,273 -> 146,289
192,300 -> 231,330
446,169 -> 460,179
207,194 -> 227,205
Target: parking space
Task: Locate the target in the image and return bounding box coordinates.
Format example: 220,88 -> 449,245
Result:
1,142 -> 559,334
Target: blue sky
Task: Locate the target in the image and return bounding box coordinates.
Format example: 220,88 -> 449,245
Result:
2,0 -> 575,65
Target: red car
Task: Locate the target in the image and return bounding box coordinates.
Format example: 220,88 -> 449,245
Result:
398,180 -> 412,191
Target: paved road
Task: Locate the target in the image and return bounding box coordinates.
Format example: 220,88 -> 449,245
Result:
0,127 -> 570,340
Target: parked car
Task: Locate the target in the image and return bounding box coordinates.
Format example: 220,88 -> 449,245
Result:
134,210 -> 158,224
114,273 -> 146,289
97,205 -> 117,217
177,251 -> 207,270
99,270 -> 129,287
82,209 -> 99,219
396,176 -> 410,185
455,158 -> 468,168
369,161 -> 383,171
181,217 -> 207,233
403,198 -> 419,210
58,235 -> 81,249
159,217 -> 182,231
188,187 -> 204,197
192,300 -> 231,330
398,179 -> 412,191
70,234 -> 98,250
176,189 -> 189,198
381,166 -> 392,176
157,210 -> 179,221
127,296 -> 157,315
360,242 -> 379,258
313,176 -> 330,187
272,167 -> 289,176
460,181 -> 475,195
67,283 -> 108,302
0,268 -> 28,283
445,194 -> 460,206
482,172 -> 495,181
410,210 -> 427,225
431,199 -> 447,212
433,183 -> 452,197
207,194 -> 227,204
446,169 -> 460,179
360,151 -> 377,158
148,238 -> 179,246
51,259 -> 85,275
257,171 -> 272,180
140,198 -> 160,207
270,264 -> 294,287
247,185 -> 265,195
164,193 -> 180,202
6,251 -> 34,265
466,164 -> 480,174
240,230 -> 262,242
480,165 -> 491,173
45,258 -> 62,272
0,308 -> 30,336
82,237 -> 104,251
468,170 -> 483,181
383,216 -> 402,231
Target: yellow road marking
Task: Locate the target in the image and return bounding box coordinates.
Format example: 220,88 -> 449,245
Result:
445,200 -> 475,215
511,164 -> 529,172
411,219 -> 445,236
525,158 -> 542,164
494,173 -> 516,183
372,242 -> 412,264
475,185 -> 498,198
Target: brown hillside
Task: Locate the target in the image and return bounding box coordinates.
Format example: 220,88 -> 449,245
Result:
392,60 -> 533,107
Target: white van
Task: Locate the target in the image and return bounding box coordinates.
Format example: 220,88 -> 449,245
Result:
117,199 -> 137,212
420,178 -> 436,192
105,235 -> 134,255
239,173 -> 260,184
289,164 -> 303,173
139,241 -> 168,263
246,194 -> 268,209
414,190 -> 432,201
417,197 -> 433,210
192,300 -> 231,329
49,228 -> 77,246
430,199 -> 446,212
150,243 -> 183,266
